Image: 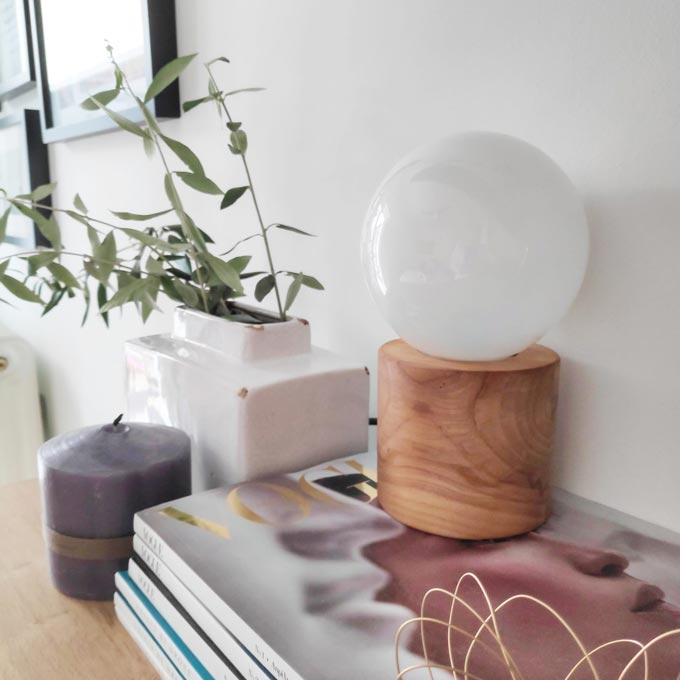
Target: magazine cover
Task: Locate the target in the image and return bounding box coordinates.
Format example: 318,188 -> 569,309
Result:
135,453 -> 680,680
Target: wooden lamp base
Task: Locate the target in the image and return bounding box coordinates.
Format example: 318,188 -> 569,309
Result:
377,340 -> 560,540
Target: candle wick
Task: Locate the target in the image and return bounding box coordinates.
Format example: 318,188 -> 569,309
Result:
113,414 -> 124,427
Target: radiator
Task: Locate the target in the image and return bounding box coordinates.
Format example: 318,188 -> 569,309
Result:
0,336 -> 43,484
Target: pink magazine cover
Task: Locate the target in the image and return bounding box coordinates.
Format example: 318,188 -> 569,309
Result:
134,453 -> 680,680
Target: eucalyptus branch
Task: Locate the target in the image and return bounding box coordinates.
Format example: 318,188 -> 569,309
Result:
205,63 -> 285,320
108,52 -> 211,314
3,196 -> 171,264
0,49 -> 323,325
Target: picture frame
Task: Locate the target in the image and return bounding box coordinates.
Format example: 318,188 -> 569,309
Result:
29,0 -> 179,143
0,0 -> 36,99
0,109 -> 50,247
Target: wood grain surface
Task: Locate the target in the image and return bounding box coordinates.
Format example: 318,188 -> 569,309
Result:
0,479 -> 156,680
378,339 -> 560,539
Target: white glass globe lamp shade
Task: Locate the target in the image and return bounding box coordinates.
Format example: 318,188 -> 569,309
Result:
361,132 -> 589,361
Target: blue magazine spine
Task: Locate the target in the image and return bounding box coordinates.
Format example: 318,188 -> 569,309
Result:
116,571 -> 216,680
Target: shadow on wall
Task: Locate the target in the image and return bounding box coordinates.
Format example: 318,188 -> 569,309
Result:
549,190 -> 680,521
558,190 -> 680,341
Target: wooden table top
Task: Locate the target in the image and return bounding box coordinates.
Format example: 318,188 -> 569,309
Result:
0,479 -> 156,679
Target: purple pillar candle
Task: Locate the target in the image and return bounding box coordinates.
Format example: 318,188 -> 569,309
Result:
38,417 -> 190,600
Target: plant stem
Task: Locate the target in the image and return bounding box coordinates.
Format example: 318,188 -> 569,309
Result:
110,56 -> 211,315
154,140 -> 210,313
0,249 -> 133,271
4,197 -> 169,262
206,64 -> 285,321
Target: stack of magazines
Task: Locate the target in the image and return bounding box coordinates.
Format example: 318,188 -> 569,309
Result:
115,451 -> 680,680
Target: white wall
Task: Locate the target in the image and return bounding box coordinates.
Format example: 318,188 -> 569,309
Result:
2,0 -> 679,532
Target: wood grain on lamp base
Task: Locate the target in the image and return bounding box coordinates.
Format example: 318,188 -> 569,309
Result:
377,340 -> 560,540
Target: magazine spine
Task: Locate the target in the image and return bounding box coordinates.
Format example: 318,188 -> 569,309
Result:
134,515 -> 304,680
132,535 -> 274,680
129,556 -> 264,680
116,572 -> 212,680
114,592 -> 184,680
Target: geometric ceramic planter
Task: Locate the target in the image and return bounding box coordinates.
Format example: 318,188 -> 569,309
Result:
125,305 -> 370,491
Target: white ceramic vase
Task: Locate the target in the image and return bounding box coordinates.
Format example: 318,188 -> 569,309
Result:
125,306 -> 370,491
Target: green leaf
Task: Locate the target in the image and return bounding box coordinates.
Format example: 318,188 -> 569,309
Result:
176,172 -> 222,195
207,56 -> 230,65
226,121 -> 241,131
95,231 -> 117,283
97,283 -> 109,327
0,261 -> 8,278
229,129 -> 248,154
136,277 -> 161,320
47,262 -> 81,289
121,227 -> 190,253
81,88 -> 120,111
41,287 -> 65,316
144,54 -> 197,103
182,96 -> 213,113
226,255 -> 251,273
26,251 -> 58,274
255,274 -> 275,302
161,134 -> 204,176
86,224 -> 100,252
224,87 -> 265,97
162,181 -> 207,252
141,293 -> 156,322
100,278 -> 147,313
1,275 -> 43,304
204,253 -> 243,293
174,280 -> 200,307
11,202 -> 61,248
111,208 -> 173,221
0,208 -> 10,242
143,134 -> 155,159
284,272 -> 304,313
220,186 -> 249,210
197,227 -> 214,244
300,274 -> 324,290
271,223 -> 315,237
64,210 -> 90,227
164,174 -> 180,211
145,256 -> 165,276
73,193 -> 88,214
101,106 -> 149,139
282,271 -> 324,290
137,98 -> 161,135
159,276 -> 181,303
37,216 -> 61,249
83,259 -> 99,281
24,182 -> 57,201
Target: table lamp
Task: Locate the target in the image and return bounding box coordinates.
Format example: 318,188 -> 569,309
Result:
361,131 -> 589,539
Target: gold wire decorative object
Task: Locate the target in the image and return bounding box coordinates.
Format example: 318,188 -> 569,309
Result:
394,572 -> 680,680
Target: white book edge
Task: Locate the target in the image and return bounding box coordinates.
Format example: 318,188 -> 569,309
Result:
128,557 -> 256,680
116,572 -> 208,680
132,535 -> 273,680
114,592 -> 184,680
134,515 -> 303,680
